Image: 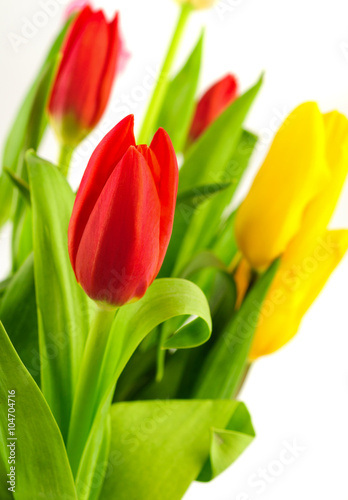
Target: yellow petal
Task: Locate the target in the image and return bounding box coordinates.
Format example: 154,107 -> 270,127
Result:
235,102 -> 330,269
285,111 -> 348,260
249,230 -> 348,360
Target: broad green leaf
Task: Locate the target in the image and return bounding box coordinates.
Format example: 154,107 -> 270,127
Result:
68,278 -> 212,495
174,131 -> 257,275
178,75 -> 262,193
0,254 -> 39,385
156,33 -> 204,152
0,322 -> 77,499
28,152 -> 91,440
0,430 -> 13,499
0,18 -> 72,229
100,399 -> 253,500
197,402 -> 255,482
194,260 -> 280,399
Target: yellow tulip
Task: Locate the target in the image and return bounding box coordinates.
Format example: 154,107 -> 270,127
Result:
174,0 -> 217,9
233,105 -> 348,358
235,102 -> 335,270
249,230 -> 348,359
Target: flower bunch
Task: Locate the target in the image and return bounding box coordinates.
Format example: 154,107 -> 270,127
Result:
0,2 -> 347,500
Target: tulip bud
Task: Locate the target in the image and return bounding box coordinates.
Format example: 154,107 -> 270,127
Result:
175,0 -> 217,9
188,74 -> 238,143
68,115 -> 179,307
49,5 -> 122,147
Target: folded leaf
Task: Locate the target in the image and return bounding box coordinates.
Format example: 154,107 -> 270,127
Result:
197,402 -> 255,481
28,152 -> 91,439
100,399 -> 254,500
0,322 -> 77,499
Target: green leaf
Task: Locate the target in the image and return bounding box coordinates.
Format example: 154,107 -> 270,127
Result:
68,278 -> 212,497
0,428 -> 13,499
178,75 -> 263,193
12,206 -> 33,271
28,152 -> 91,439
0,322 -> 77,499
100,399 -> 254,500
0,18 -> 72,229
197,402 -> 255,482
174,130 -> 257,274
194,259 -> 280,399
0,254 -> 39,385
159,182 -> 231,278
156,32 -> 204,152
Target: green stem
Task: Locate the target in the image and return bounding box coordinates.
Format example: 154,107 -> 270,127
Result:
58,143 -> 74,177
138,3 -> 192,144
67,306 -> 117,477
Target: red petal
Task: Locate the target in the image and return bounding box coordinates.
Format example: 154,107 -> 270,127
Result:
189,74 -> 238,141
92,13 -> 120,125
68,115 -> 135,270
150,128 -> 178,273
74,146 -> 161,306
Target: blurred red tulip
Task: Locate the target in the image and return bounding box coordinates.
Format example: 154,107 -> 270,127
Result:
49,5 -> 121,146
188,74 -> 238,143
68,115 -> 179,307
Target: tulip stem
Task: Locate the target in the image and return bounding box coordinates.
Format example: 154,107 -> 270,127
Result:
58,143 -> 74,177
138,3 -> 192,144
67,305 -> 117,477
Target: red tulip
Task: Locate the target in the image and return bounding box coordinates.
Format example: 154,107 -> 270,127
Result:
49,5 -> 121,146
68,115 -> 179,307
188,74 -> 238,143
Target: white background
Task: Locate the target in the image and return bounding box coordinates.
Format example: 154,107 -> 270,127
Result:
1,0 -> 348,498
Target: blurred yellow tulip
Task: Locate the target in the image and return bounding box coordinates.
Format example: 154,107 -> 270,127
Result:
234,104 -> 348,358
249,229 -> 348,359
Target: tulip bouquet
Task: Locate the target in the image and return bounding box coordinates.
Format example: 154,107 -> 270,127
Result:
1,1 -> 348,499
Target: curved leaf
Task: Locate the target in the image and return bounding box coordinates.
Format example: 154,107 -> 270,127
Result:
70,279 -> 212,499
0,322 -> 77,499
197,402 -> 255,481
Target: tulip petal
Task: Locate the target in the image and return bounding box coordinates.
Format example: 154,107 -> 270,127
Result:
150,128 -> 179,272
74,146 -> 161,306
235,102 -> 331,269
68,115 -> 136,269
189,74 -> 238,142
249,230 -> 348,360
92,13 -> 120,125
